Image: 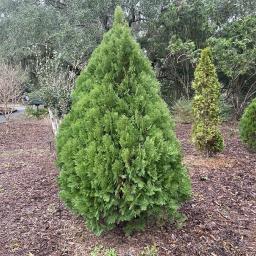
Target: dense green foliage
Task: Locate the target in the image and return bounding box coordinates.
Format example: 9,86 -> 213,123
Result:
239,98 -> 256,151
209,15 -> 256,117
0,0 -> 255,117
141,0 -> 256,110
56,7 -> 191,235
192,48 -> 224,155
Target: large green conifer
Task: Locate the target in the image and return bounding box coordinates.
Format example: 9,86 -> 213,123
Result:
192,48 -> 224,155
56,7 -> 191,235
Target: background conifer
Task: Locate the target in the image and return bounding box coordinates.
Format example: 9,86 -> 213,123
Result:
239,98 -> 256,151
192,48 -> 224,155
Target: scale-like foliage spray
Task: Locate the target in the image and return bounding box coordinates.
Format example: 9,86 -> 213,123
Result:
56,7 -> 191,235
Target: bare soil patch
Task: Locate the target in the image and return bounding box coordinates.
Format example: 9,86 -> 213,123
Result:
0,120 -> 255,255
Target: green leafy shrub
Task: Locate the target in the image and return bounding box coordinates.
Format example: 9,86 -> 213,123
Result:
239,98 -> 256,151
56,7 -> 191,235
172,98 -> 193,124
192,48 -> 224,156
25,106 -> 48,119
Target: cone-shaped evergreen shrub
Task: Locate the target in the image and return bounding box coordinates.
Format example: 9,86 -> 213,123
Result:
56,7 -> 191,235
239,98 -> 256,151
192,48 -> 224,155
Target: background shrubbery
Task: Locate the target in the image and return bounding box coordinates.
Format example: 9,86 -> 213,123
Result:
0,0 -> 255,119
239,98 -> 256,151
25,106 -> 48,119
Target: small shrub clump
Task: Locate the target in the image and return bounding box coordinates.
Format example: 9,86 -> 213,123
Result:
25,106 -> 48,119
239,98 -> 256,151
172,98 -> 193,124
192,48 -> 224,156
56,7 -> 191,235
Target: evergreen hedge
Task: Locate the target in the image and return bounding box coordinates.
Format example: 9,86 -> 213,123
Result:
192,48 -> 224,156
56,7 -> 191,235
239,98 -> 256,151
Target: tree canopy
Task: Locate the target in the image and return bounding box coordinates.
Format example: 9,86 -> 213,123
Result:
0,0 -> 255,117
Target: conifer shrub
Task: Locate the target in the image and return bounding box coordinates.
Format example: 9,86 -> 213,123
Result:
192,48 -> 224,155
239,98 -> 256,151
56,7 -> 191,235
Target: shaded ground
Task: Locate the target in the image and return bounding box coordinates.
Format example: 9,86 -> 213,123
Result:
0,119 -> 255,256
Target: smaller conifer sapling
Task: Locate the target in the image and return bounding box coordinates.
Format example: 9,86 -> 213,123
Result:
192,48 -> 224,156
239,98 -> 256,151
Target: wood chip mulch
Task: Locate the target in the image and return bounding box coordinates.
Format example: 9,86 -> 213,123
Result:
0,119 -> 255,256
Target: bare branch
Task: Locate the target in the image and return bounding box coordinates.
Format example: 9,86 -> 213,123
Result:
0,62 -> 25,125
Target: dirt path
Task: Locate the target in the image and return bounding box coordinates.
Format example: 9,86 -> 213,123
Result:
0,119 -> 255,256
0,106 -> 26,124
0,119 -> 61,255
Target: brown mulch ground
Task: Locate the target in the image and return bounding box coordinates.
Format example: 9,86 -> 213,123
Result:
0,119 -> 255,256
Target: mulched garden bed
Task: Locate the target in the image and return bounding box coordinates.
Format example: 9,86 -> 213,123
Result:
0,119 -> 255,256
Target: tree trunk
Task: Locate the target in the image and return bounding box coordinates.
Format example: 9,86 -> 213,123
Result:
48,108 -> 61,136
